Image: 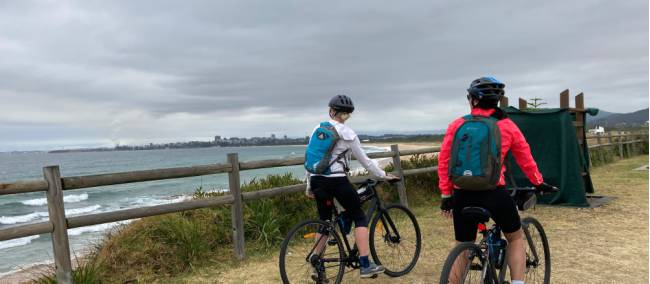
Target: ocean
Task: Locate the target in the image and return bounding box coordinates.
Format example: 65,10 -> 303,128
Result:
0,145 -> 389,275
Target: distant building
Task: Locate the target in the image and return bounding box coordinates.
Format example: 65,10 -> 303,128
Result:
214,135 -> 222,142
588,126 -> 605,135
283,134 -> 288,140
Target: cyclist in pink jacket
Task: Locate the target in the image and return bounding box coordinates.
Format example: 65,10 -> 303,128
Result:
438,77 -> 556,284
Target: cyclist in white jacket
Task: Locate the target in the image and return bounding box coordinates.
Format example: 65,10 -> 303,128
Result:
306,95 -> 399,278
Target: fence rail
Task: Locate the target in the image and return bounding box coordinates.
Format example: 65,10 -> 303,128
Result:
0,135 -> 645,283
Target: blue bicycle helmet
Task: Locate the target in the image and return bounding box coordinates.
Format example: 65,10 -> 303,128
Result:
467,76 -> 505,100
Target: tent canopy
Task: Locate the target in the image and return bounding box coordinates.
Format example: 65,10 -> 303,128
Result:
503,107 -> 594,207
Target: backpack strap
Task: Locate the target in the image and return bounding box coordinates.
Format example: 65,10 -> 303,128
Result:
320,122 -> 350,174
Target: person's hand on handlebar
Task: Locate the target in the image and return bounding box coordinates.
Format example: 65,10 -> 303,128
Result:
535,182 -> 559,195
384,173 -> 401,182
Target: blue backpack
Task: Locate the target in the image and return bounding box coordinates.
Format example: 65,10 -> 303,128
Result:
305,122 -> 348,175
449,115 -> 502,190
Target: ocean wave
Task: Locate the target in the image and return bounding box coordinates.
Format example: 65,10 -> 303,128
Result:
130,196 -> 189,207
68,220 -> 131,236
0,212 -> 49,225
0,235 -> 40,250
66,205 -> 101,216
21,193 -> 89,206
0,205 -> 101,225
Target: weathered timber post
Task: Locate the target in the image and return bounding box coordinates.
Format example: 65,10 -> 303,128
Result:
607,132 -> 613,146
574,93 -> 589,167
560,89 -> 570,109
618,134 -> 624,158
43,166 -> 73,284
391,144 -> 409,208
228,153 -> 245,260
499,96 -> 509,108
518,98 -> 527,110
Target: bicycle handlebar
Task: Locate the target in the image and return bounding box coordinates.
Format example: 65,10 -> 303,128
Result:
507,185 -> 560,197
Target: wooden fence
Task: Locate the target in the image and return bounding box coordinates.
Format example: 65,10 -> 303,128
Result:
0,145 -> 439,283
0,134 -> 646,283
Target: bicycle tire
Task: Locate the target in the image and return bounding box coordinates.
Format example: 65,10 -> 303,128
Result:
369,204 -> 421,277
521,217 -> 551,284
440,242 -> 495,284
279,219 -> 345,284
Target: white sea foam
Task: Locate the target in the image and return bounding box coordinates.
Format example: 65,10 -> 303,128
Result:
66,205 -> 101,216
0,212 -> 49,225
0,235 -> 40,250
68,220 -> 131,236
130,195 -> 189,207
0,205 -> 101,225
21,193 -> 89,206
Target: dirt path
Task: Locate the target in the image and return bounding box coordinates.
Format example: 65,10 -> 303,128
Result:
177,155 -> 648,283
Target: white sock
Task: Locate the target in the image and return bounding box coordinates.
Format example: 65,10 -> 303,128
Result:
511,281 -> 524,284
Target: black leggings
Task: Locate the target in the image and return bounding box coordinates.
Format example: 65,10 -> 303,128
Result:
310,176 -> 368,228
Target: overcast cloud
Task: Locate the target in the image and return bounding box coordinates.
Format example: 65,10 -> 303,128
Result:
0,0 -> 647,151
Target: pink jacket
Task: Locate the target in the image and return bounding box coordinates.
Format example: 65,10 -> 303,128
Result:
438,108 -> 544,197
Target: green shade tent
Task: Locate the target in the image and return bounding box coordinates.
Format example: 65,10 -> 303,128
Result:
503,107 -> 598,207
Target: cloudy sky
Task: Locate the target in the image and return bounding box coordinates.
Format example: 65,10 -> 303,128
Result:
0,1 -> 647,151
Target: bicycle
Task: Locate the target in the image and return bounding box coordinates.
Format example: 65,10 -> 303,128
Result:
279,178 -> 422,284
439,186 -> 556,284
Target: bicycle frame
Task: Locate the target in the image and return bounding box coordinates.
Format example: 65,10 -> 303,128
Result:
466,223 -> 501,284
311,180 -> 401,269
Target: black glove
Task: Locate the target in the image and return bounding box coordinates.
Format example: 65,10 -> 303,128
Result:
535,182 -> 559,195
440,196 -> 454,212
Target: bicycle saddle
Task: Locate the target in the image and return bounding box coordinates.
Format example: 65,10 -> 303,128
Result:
461,207 -> 492,223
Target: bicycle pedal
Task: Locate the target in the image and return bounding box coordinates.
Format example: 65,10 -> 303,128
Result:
371,274 -> 378,279
327,239 -> 338,246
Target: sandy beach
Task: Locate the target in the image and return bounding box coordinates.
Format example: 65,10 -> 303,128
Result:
363,142 -> 439,151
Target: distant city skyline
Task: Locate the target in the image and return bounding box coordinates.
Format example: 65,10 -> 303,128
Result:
0,1 -> 647,152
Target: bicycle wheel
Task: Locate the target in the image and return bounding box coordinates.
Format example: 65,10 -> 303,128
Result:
369,204 -> 421,277
440,242 -> 493,284
521,217 -> 551,284
279,219 -> 345,284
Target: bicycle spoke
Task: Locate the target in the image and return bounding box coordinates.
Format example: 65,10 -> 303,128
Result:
370,205 -> 421,277
521,217 -> 550,284
280,220 -> 345,284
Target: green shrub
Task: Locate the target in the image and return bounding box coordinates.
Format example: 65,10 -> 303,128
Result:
31,253 -> 104,284
383,154 -> 440,206
59,173 -> 313,283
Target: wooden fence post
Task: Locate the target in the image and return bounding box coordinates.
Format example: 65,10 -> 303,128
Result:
43,166 -> 73,284
499,96 -> 509,108
560,89 -> 570,109
518,98 -> 527,110
607,132 -> 613,146
390,144 -> 409,208
618,134 -> 624,158
228,153 -> 245,260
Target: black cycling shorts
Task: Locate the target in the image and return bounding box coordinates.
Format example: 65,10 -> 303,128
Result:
310,176 -> 368,228
452,189 -> 521,242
